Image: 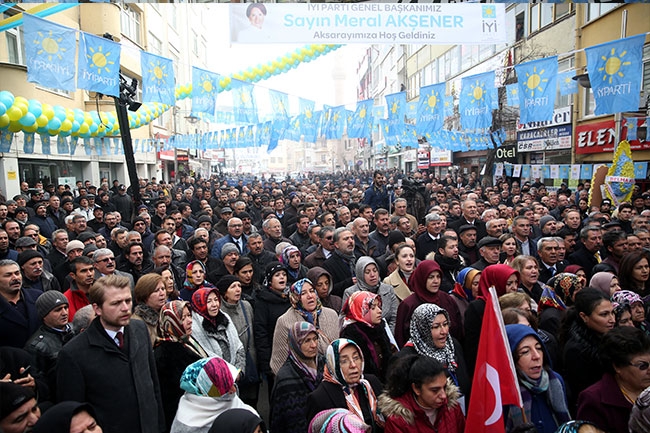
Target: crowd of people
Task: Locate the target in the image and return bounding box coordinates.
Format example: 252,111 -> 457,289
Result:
2,169 -> 650,433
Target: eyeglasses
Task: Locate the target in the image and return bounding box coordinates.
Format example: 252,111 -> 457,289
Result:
97,257 -> 115,263
629,361 -> 650,371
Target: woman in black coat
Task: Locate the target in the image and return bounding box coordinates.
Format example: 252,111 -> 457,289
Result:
306,339 -> 384,433
154,300 -> 208,431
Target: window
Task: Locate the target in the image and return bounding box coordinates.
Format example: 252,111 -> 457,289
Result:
556,57 -> 574,109
35,85 -> 72,98
5,19 -> 25,65
169,49 -> 180,84
540,4 -> 553,29
529,4 -> 540,34
643,44 -> 650,93
149,33 -> 162,55
121,5 -> 142,45
555,3 -> 571,20
587,3 -> 618,22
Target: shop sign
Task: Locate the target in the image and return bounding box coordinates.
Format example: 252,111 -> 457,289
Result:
430,149 -> 452,167
417,149 -> 430,169
404,149 -> 417,162
517,124 -> 572,152
517,107 -> 572,131
575,118 -> 649,154
495,144 -> 517,163
158,150 -> 175,161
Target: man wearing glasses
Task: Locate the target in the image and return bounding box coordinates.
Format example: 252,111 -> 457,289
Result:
92,248 -> 134,290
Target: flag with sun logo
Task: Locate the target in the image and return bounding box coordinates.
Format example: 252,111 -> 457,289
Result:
459,71 -> 495,130
515,56 -> 558,123
23,14 -> 76,92
141,51 -> 175,106
385,91 -> 406,136
77,31 -> 121,97
417,83 -> 445,136
585,34 -> 646,116
230,79 -> 258,124
558,70 -> 578,96
348,99 -> 374,139
192,67 -> 220,116
506,84 -> 519,107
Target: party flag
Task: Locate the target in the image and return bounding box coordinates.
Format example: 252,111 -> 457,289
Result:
372,105 -> 385,121
39,133 -> 50,155
515,56 -> 558,123
460,71 -> 495,130
580,164 -> 593,180
69,136 -> 78,155
256,121 -> 271,147
625,117 -> 638,141
95,137 -> 103,156
77,31 -> 121,97
385,91 -> 406,136
141,51 -> 175,106
325,105 -> 346,139
24,132 -> 35,154
244,125 -> 255,147
56,135 -> 69,154
443,96 -> 454,117
231,79 -> 258,124
192,66 -> 220,116
506,84 -> 520,106
465,287 -> 523,433
585,34 -> 645,116
417,83 -> 445,137
0,131 -> 12,153
269,89 -> 289,119
23,14 -> 76,91
558,70 -> 578,95
521,165 -> 531,179
406,101 -> 418,119
634,162 -> 648,179
401,124 -> 418,148
348,99 -> 374,139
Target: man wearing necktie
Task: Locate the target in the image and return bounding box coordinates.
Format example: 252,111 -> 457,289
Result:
537,237 -> 565,285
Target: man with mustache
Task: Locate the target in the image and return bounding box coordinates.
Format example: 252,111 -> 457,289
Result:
0,259 -> 41,348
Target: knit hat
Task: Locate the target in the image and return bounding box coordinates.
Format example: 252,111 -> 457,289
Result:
33,202 -> 47,210
35,290 -> 69,319
33,401 -> 97,433
17,250 -> 43,267
308,409 -> 370,433
0,382 -> 35,420
265,261 -> 287,284
387,230 -> 406,248
220,243 -> 239,259
66,240 -> 85,254
216,275 -> 240,296
539,215 -> 556,230
197,215 -> 212,225
76,231 -> 96,243
83,244 -> 98,256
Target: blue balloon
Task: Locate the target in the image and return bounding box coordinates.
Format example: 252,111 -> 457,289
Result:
19,112 -> 36,127
59,129 -> 71,137
0,102 -> 6,117
47,117 -> 62,130
0,91 -> 14,109
72,121 -> 81,133
89,123 -> 98,134
28,101 -> 42,118
54,108 -> 66,122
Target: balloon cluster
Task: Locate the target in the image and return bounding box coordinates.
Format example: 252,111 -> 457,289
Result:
0,43 -> 341,137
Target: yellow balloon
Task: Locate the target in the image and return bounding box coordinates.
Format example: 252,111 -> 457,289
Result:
36,115 -> 49,127
15,103 -> 28,117
42,105 -> 55,120
23,124 -> 38,133
0,114 -> 9,128
8,122 -> 22,133
78,123 -> 89,134
13,96 -> 28,107
7,106 -> 22,122
61,119 -> 72,132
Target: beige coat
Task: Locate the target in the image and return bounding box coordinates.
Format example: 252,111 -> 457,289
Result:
384,269 -> 412,302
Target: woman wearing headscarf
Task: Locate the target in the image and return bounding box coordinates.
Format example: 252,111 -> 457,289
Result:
190,287 -> 245,372
171,357 -> 258,433
343,257 -> 399,333
306,339 -> 384,433
630,385 -> 650,433
505,324 -> 571,433
307,266 -> 342,313
131,273 -> 167,346
564,264 -> 588,289
400,303 -> 470,401
270,278 -> 339,375
253,262 -> 292,394
379,355 -> 465,433
340,292 -> 398,381
395,260 -> 462,348
281,245 -> 309,285
308,409 -> 371,433
590,272 -> 621,297
270,322 -> 325,433
450,267 -> 481,325
33,401 -> 102,433
612,290 -> 650,336
463,264 -> 519,375
155,300 -> 209,431
217,275 -> 258,407
577,326 -> 650,433
538,272 -> 583,336
209,408 -> 266,433
180,260 -> 215,301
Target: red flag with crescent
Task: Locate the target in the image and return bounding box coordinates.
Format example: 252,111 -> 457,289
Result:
464,286 -> 523,433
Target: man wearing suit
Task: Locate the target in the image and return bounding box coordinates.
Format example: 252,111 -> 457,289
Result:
211,217 -> 249,258
0,259 -> 41,348
537,237 -> 565,285
512,216 -> 538,258
449,199 -> 487,239
416,212 -> 444,260
568,226 -> 604,280
56,274 -> 164,433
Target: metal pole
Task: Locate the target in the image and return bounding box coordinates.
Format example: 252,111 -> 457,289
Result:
113,95 -> 142,207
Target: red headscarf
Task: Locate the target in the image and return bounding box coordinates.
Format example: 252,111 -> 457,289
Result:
477,264 -> 519,300
408,260 -> 443,303
343,291 -> 381,327
191,287 -> 220,327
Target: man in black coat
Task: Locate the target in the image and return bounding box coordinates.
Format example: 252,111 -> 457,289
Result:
322,228 -> 357,298
448,199 -> 487,239
568,226 -> 604,280
56,274 -> 164,433
0,259 -> 41,348
415,212 -> 444,261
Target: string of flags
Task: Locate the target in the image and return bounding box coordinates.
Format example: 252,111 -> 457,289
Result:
489,161 -> 649,181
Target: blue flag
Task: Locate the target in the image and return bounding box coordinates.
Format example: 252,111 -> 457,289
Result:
348,99 -> 374,139
515,56 -> 558,123
580,164 -> 593,180
385,91 -> 406,136
303,110 -> 321,143
372,105 -> 385,121
69,136 -> 78,155
0,131 -> 12,153
39,134 -> 49,155
269,89 -> 289,119
406,101 -> 418,119
459,71 -> 494,130
192,66 -> 220,116
625,118 -> 639,141
256,122 -> 271,147
325,106 -> 346,139
506,84 -> 520,106
443,96 -> 454,117
417,83 -> 445,136
231,79 -> 258,124
77,32 -> 121,97
558,71 -> 578,95
141,51 -> 175,106
23,14 -> 76,91
24,133 -> 35,154
401,124 -> 418,148
56,135 -> 68,154
585,34 -> 646,116
635,162 -> 648,179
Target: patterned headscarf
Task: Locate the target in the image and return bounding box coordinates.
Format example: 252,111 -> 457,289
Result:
630,384 -> 650,433
342,291 -> 381,328
157,300 -> 208,358
555,421 -> 599,433
183,260 -> 215,291
179,357 -> 240,398
612,289 -> 644,307
538,285 -> 567,313
308,409 -> 370,433
281,245 -> 302,270
407,303 -> 457,372
548,273 -> 582,306
288,321 -> 322,391
323,339 -> 383,427
191,287 -> 221,327
289,278 -> 322,325
451,268 -> 480,302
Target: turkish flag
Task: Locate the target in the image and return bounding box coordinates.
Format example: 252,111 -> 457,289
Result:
464,286 -> 523,433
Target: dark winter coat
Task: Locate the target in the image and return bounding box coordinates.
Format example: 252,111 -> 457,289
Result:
340,321 -> 397,382
0,288 -> 42,348
253,288 -> 291,375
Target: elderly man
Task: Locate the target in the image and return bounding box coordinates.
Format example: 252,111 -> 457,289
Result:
352,217 -> 379,259
152,230 -> 187,269
322,228 -> 357,297
0,259 -> 41,348
471,237 -> 502,271
449,199 -> 488,239
93,248 -> 135,289
415,213 -> 444,260
211,217 -> 248,258
537,237 -> 565,285
246,233 -> 276,285
262,217 -> 291,253
18,250 -> 60,293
